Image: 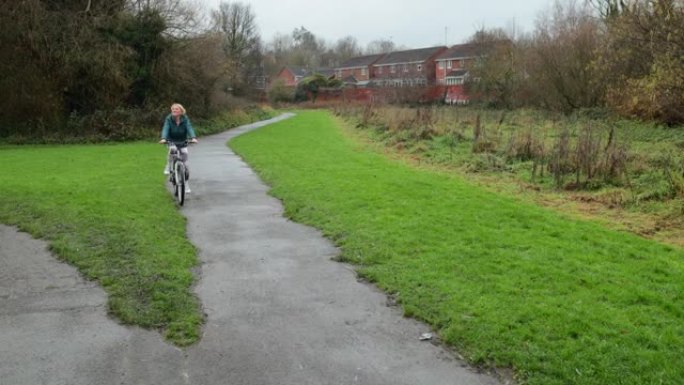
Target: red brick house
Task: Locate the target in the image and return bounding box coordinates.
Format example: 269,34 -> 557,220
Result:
371,46 -> 447,87
434,43 -> 480,86
335,54 -> 385,86
274,66 -> 335,87
274,66 -> 311,87
433,44 -> 482,104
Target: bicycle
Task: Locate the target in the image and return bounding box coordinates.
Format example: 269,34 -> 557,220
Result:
162,140 -> 192,206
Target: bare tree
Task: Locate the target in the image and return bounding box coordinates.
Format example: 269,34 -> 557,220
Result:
126,0 -> 203,37
263,33 -> 294,75
588,0 -> 628,18
365,39 -> 395,54
212,1 -> 262,95
290,26 -> 327,68
155,33 -> 226,114
466,29 -> 524,108
333,36 -> 363,63
263,28 -> 366,76
527,0 -> 602,111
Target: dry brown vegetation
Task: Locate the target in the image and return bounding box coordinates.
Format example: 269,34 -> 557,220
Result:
467,0 -> 684,125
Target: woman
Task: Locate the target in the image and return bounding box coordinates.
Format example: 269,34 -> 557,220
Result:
159,103 -> 198,192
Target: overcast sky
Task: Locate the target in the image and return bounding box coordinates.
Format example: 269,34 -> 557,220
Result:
200,0 -> 554,48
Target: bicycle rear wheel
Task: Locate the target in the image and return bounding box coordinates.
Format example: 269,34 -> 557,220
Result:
174,161 -> 186,206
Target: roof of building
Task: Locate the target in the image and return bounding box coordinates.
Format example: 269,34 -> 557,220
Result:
281,66 -> 311,77
313,68 -> 335,78
280,66 -> 335,79
374,46 -> 447,65
436,43 -> 482,61
337,54 -> 386,69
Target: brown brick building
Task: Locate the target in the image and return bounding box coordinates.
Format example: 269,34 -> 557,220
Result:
274,67 -> 335,87
434,43 -> 480,86
335,54 -> 385,86
370,46 -> 447,87
274,67 -> 310,87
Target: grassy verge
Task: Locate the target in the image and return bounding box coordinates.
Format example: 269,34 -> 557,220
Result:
230,110 -> 684,385
333,105 -> 684,247
0,143 -> 202,346
195,105 -> 275,136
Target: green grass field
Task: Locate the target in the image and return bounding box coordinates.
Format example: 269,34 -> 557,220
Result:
0,143 -> 202,346
230,110 -> 684,385
333,105 -> 684,248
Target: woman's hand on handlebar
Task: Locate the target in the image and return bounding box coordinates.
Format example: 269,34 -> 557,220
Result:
159,139 -> 167,144
190,138 -> 198,144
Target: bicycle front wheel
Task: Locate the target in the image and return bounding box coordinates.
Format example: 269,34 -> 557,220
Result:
174,161 -> 186,206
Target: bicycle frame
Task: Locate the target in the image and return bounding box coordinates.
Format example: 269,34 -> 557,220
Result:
167,142 -> 188,206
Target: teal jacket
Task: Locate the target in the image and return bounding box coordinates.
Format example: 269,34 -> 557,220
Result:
161,114 -> 197,145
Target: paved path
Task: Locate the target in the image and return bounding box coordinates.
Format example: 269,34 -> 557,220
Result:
0,115 -> 502,385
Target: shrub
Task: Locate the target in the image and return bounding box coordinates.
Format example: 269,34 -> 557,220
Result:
268,79 -> 294,103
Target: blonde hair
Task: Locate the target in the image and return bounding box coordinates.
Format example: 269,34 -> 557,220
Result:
171,103 -> 186,115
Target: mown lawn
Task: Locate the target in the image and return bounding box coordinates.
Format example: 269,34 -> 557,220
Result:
0,143 -> 202,346
334,105 -> 684,248
230,110 -> 684,385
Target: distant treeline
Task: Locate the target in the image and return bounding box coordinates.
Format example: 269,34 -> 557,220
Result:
1,0 -> 682,139
0,0 -> 269,138
468,0 -> 684,125
0,0 -> 395,139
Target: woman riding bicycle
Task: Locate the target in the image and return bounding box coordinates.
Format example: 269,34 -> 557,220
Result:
159,103 -> 198,192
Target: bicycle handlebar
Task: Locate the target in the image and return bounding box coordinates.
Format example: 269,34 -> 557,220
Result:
159,138 -> 198,145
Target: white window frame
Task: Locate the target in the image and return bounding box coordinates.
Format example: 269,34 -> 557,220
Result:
447,60 -> 452,69
417,64 -> 423,71
446,77 -> 464,85
391,64 -> 396,73
438,61 -> 444,69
